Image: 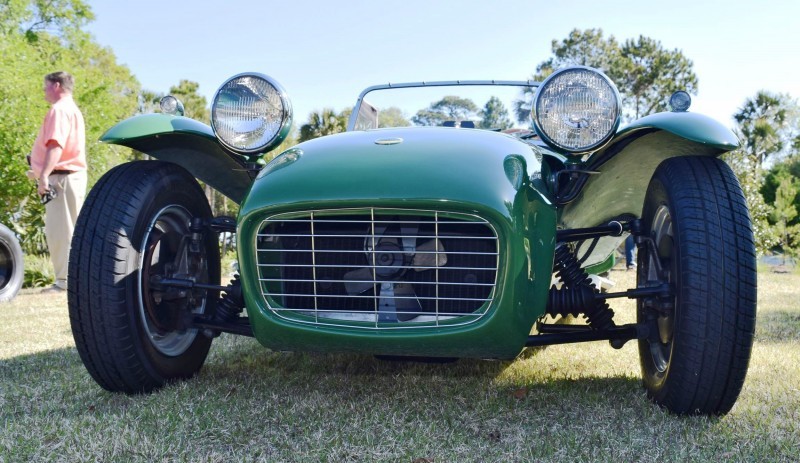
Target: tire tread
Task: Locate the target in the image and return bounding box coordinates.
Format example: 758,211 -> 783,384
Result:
640,156 -> 756,415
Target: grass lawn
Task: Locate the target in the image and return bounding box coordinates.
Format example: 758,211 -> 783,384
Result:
1,266 -> 798,462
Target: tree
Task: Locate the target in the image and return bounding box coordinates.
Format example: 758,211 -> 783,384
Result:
0,0 -> 139,229
168,80 -> 210,122
299,108 -> 349,142
515,28 -> 698,123
533,28 -> 621,78
762,155 -> 800,210
377,106 -> 410,128
1,0 -> 94,37
733,91 -> 797,177
769,175 -> 800,263
137,89 -> 164,115
723,92 -> 799,255
722,148 -> 777,255
479,96 -> 513,130
412,96 -> 478,126
616,36 -> 698,119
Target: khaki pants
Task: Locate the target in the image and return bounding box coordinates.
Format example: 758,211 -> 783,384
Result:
44,170 -> 87,290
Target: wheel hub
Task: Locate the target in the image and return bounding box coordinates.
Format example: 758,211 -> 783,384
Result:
138,205 -> 208,356
657,315 -> 673,344
141,230 -> 184,333
641,205 -> 676,375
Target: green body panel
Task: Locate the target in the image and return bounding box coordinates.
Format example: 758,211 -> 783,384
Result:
100,114 -> 253,203
103,108 -> 737,356
610,111 -> 739,152
559,111 -> 739,267
238,128 -> 557,359
584,253 -> 615,275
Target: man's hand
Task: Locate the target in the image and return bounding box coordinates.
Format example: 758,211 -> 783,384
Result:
25,169 -> 37,181
37,177 -> 50,196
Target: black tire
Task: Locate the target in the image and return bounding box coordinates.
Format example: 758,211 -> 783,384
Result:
637,156 -> 756,415
68,161 -> 220,393
0,223 -> 24,303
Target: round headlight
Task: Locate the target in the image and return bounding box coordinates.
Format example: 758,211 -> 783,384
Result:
532,66 -> 621,154
159,95 -> 184,116
669,90 -> 692,112
211,73 -> 292,154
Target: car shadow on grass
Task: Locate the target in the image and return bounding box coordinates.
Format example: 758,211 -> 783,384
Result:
202,333 -> 557,381
1,339 -> 728,463
196,335 -> 661,418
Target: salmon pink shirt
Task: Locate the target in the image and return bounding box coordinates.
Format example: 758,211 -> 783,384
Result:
30,95 -> 86,173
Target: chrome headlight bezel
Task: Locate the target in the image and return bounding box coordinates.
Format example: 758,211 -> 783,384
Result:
531,66 -> 621,155
211,73 -> 293,155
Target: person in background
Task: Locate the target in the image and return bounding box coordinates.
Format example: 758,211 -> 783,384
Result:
625,234 -> 636,271
26,71 -> 87,293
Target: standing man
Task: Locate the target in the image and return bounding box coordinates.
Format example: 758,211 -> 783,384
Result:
624,235 -> 636,271
27,71 -> 87,293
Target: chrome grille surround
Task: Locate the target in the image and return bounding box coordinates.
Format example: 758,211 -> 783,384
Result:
255,208 -> 499,330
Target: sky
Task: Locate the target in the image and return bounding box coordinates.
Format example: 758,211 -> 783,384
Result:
84,0 -> 800,130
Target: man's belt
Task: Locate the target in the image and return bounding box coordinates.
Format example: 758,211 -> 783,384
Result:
51,169 -> 75,175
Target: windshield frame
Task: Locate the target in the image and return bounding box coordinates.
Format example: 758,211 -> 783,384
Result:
346,80 -> 540,132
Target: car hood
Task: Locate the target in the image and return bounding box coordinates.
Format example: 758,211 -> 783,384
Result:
241,127 -> 544,217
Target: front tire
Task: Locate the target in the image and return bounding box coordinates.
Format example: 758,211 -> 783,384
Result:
638,156 -> 756,415
0,223 -> 24,303
68,161 -> 220,393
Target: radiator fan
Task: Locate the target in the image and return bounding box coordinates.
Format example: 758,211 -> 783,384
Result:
343,224 -> 446,322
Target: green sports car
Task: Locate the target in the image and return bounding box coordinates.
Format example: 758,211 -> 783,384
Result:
68,66 -> 756,415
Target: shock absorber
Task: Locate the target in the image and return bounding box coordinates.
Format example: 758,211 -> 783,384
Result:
548,244 -> 616,331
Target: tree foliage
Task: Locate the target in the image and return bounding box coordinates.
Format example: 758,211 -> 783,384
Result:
725,92 -> 799,255
769,175 -> 800,262
168,80 -> 210,122
530,28 -> 621,80
136,89 -> 164,115
616,36 -> 698,119
377,107 -> 410,128
478,96 -> 512,130
0,0 -> 139,244
762,155 -> 800,209
515,28 -> 698,122
412,96 -> 478,126
733,91 -> 797,176
722,150 -> 776,255
1,0 -> 94,37
761,156 -> 800,261
299,108 -> 349,142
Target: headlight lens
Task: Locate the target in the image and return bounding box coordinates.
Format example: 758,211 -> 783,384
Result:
211,73 -> 292,154
159,95 -> 184,116
532,67 -> 621,154
669,90 -> 691,112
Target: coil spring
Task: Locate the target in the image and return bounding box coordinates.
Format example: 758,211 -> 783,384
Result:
216,274 -> 244,322
553,245 -> 592,287
550,245 -> 616,330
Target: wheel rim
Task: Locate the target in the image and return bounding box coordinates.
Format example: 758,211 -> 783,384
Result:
138,205 -> 207,356
642,204 -> 677,377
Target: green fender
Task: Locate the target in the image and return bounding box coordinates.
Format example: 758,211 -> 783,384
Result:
613,111 -> 738,152
99,114 -> 254,204
559,111 -> 739,267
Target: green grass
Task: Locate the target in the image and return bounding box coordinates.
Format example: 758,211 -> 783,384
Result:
1,269 -> 798,462
21,253 -> 55,289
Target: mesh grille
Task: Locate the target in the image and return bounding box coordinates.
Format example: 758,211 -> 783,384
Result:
255,208 -> 499,329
